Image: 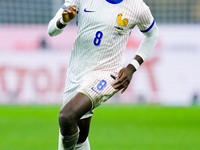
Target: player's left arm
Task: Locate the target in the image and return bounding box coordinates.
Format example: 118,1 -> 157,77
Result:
113,4 -> 159,93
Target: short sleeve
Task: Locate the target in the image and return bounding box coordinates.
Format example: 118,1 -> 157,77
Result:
136,1 -> 154,33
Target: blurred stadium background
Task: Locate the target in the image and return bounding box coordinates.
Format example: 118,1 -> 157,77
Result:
1,0 -> 200,105
0,0 -> 200,150
0,0 -> 200,105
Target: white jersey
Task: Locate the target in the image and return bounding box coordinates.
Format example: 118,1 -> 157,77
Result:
52,0 -> 154,82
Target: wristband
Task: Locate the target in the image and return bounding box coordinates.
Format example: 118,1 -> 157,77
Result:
130,59 -> 140,70
60,18 -> 68,25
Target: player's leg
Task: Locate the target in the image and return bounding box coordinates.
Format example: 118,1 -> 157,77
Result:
59,92 -> 92,150
77,117 -> 91,143
58,71 -> 117,150
58,117 -> 91,150
74,117 -> 92,150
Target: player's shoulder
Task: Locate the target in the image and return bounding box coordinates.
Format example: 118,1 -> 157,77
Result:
130,0 -> 144,4
128,0 -> 147,9
133,0 -> 150,12
135,0 -> 148,6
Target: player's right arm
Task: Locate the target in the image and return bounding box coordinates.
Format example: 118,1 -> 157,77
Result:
47,4 -> 76,37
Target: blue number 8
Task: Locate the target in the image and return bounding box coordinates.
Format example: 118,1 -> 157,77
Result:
97,80 -> 107,91
93,31 -> 103,46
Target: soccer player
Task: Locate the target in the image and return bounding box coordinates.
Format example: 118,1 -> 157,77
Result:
48,0 -> 159,149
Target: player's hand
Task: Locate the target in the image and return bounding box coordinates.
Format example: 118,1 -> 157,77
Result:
62,4 -> 77,22
112,64 -> 136,94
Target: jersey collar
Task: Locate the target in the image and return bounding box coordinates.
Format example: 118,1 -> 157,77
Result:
105,0 -> 123,4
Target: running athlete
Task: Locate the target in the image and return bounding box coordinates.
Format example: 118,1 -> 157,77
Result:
48,0 -> 159,149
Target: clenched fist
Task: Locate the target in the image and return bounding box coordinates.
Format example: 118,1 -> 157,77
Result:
62,4 -> 77,22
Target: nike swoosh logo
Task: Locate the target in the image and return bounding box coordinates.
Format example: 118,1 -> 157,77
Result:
84,8 -> 95,12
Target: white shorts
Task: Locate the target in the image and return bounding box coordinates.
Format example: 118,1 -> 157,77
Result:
63,71 -> 117,119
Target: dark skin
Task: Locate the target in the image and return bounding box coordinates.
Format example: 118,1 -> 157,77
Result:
59,93 -> 92,144
57,4 -> 144,146
113,55 -> 144,93
57,4 -> 77,29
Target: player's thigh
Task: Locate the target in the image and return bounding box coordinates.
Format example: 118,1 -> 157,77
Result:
79,71 -> 117,109
60,92 -> 92,121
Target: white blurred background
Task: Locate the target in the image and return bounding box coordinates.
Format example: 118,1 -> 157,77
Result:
0,0 -> 200,105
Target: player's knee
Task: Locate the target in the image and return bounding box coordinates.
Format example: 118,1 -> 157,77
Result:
59,109 -> 77,127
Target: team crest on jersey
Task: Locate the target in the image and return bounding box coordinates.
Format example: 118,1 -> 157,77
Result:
115,12 -> 129,34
